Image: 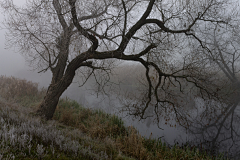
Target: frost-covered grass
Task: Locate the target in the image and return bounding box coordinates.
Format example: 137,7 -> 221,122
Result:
0,75 -> 227,159
0,101 -> 110,159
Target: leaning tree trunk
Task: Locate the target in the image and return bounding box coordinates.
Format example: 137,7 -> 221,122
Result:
37,72 -> 75,120
37,85 -> 61,120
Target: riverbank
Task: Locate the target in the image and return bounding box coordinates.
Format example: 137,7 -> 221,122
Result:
0,75 -> 226,159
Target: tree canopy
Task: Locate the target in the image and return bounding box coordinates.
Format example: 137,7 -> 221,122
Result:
0,0 -> 238,129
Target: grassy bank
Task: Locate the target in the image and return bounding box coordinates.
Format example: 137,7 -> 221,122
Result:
0,75 -> 227,159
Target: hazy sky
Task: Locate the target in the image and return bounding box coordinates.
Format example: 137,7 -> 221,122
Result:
0,0 -> 27,76
0,20 -> 26,76
0,0 -> 52,86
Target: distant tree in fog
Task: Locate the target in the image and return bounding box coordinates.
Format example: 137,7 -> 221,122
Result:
0,0 -> 237,123
184,11 -> 240,157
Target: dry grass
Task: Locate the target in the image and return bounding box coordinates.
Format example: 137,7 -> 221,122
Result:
0,75 -> 228,160
0,75 -> 38,99
0,75 -> 46,108
53,98 -> 126,139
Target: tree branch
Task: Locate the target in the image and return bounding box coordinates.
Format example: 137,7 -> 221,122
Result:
69,0 -> 99,52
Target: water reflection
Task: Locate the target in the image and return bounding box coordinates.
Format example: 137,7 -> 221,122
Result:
186,99 -> 240,159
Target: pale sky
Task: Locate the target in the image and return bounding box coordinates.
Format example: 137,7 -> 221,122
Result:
0,0 -> 52,86
0,19 -> 26,76
0,0 -> 26,76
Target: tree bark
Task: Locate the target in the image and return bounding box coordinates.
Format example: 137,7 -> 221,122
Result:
37,89 -> 60,120
37,72 -> 75,120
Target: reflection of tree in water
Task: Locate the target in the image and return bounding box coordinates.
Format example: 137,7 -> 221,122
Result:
185,22 -> 240,159
186,99 -> 240,159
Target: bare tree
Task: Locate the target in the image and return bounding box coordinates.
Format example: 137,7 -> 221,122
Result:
0,0 -> 234,121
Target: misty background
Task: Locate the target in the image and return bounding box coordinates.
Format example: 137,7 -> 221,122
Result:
0,1 -> 46,80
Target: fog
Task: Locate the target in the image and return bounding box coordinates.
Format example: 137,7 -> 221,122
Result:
0,0 -> 52,85
0,0 -> 31,76
0,31 -> 25,76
